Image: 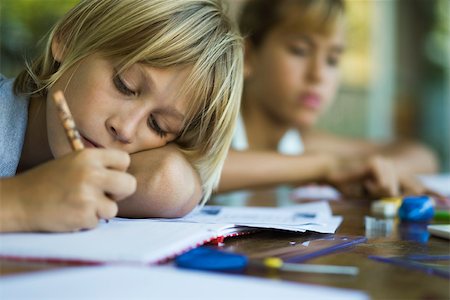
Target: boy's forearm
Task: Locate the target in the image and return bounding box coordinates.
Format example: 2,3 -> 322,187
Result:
218,150 -> 333,193
304,132 -> 439,175
118,146 -> 202,218
379,141 -> 439,175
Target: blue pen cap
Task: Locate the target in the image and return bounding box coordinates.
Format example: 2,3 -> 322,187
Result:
175,247 -> 248,272
399,196 -> 434,222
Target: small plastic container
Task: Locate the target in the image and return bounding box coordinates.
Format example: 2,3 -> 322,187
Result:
398,196 -> 434,222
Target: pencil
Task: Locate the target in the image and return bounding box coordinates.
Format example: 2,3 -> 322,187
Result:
52,91 -> 84,151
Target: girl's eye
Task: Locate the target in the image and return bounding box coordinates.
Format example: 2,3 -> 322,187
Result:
148,114 -> 167,138
113,74 -> 137,96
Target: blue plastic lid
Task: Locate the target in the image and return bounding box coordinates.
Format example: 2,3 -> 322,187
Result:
399,196 -> 434,222
175,247 -> 248,272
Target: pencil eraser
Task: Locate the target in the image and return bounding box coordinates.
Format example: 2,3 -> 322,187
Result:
371,197 -> 402,218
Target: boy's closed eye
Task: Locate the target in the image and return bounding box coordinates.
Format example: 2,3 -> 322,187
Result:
112,71 -> 169,139
327,55 -> 340,67
113,73 -> 137,97
148,114 -> 168,138
288,45 -> 310,57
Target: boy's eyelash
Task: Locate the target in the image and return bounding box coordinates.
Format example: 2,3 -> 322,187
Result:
327,56 -> 339,67
113,72 -> 166,138
113,74 -> 136,96
289,46 -> 308,56
148,114 -> 167,138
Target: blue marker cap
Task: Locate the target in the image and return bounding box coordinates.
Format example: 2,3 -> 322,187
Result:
399,196 -> 434,222
175,247 -> 248,272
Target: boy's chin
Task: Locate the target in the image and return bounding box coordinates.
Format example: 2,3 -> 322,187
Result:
293,115 -> 319,129
49,141 -> 73,159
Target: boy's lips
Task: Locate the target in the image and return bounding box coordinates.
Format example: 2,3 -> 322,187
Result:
299,92 -> 322,109
80,135 -> 104,148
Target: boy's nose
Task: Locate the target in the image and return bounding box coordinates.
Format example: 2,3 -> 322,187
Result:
307,56 -> 325,84
107,124 -> 132,144
106,113 -> 142,144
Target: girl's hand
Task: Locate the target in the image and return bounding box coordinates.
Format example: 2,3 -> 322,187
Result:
1,149 -> 136,232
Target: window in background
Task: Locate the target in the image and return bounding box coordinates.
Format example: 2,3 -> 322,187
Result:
317,0 -> 395,140
319,0 -> 448,171
0,0 -> 78,77
395,0 -> 449,171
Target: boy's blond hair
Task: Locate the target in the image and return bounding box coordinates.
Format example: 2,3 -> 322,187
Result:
14,0 -> 243,204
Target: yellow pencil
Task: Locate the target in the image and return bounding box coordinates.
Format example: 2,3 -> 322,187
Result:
52,91 -> 84,151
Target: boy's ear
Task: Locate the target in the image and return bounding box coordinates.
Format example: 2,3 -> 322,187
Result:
243,40 -> 254,79
51,36 -> 66,63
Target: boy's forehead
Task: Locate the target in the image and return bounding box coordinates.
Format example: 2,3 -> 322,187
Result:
271,12 -> 345,45
274,4 -> 345,38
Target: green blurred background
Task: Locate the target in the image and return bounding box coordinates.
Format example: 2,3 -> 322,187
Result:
1,0 -> 449,171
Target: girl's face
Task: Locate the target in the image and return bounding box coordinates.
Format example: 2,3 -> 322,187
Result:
46,54 -> 190,158
245,14 -> 345,129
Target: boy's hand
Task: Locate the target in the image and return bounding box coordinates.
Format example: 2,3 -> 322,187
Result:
326,155 -> 431,199
2,149 -> 136,232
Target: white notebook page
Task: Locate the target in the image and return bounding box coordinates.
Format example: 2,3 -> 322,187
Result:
0,221 -> 230,264
0,265 -> 369,300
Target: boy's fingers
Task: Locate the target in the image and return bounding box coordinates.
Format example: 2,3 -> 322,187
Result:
96,198 -> 119,220
330,165 -> 368,184
99,170 -> 137,201
368,157 -> 399,197
402,179 -> 425,195
336,182 -> 365,198
364,178 -> 396,198
364,180 -> 382,198
94,149 -> 131,171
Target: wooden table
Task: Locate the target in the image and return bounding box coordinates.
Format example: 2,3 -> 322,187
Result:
1,187 -> 449,299
209,187 -> 450,300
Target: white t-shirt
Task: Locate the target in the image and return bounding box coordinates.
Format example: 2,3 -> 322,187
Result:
216,114 -> 304,205
231,114 -> 304,155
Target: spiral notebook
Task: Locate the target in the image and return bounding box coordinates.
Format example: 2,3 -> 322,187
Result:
0,203 -> 342,265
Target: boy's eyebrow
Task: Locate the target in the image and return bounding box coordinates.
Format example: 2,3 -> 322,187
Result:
137,65 -> 156,94
136,66 -> 186,121
290,35 -> 314,47
157,107 -> 185,121
330,45 -> 345,54
290,35 -> 345,53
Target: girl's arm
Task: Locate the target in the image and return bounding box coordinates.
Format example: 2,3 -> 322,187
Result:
117,144 -> 202,218
218,150 -> 335,193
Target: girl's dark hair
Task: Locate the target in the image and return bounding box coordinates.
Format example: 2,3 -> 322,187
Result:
239,0 -> 345,47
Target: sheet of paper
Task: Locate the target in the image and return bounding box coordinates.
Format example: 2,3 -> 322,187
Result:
418,174 -> 450,196
290,185 -> 341,201
150,201 -> 341,233
0,202 -> 341,264
0,221 -> 229,264
0,265 -> 369,300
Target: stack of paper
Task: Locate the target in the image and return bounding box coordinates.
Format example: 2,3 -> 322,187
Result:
154,201 -> 342,233
0,265 -> 369,300
418,174 -> 450,197
0,202 -> 342,265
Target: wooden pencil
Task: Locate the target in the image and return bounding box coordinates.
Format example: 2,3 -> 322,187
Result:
52,90 -> 84,151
